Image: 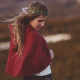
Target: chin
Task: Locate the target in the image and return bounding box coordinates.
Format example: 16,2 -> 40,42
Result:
38,29 -> 40,30
36,28 -> 40,30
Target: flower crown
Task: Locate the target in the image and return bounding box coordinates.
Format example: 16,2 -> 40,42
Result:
19,7 -> 49,16
29,9 -> 49,15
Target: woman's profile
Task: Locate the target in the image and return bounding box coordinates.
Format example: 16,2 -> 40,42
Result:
2,2 -> 54,80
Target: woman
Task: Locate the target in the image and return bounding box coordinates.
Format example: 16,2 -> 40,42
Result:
4,2 -> 54,80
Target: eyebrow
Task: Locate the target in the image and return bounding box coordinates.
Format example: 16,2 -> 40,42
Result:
38,20 -> 47,22
38,19 -> 47,21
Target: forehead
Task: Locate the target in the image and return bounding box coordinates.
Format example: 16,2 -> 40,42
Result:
36,15 -> 48,20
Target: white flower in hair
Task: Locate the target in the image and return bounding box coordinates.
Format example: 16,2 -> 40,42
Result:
22,7 -> 28,12
19,7 -> 28,16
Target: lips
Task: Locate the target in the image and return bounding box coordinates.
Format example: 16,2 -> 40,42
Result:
39,26 -> 42,28
39,27 -> 41,29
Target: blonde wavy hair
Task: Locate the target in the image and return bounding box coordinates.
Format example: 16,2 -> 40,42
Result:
1,2 -> 49,60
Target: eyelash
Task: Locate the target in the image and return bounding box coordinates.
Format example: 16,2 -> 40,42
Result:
38,20 -> 46,22
38,20 -> 42,22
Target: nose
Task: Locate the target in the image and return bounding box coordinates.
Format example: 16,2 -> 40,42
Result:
41,22 -> 45,27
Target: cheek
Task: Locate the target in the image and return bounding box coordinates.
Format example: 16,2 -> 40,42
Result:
35,21 -> 40,26
32,21 -> 40,28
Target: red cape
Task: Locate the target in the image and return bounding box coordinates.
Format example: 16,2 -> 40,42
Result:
5,24 -> 54,78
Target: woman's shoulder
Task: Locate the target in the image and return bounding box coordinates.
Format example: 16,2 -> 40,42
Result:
25,29 -> 41,37
30,31 -> 48,45
31,30 -> 41,36
25,30 -> 42,42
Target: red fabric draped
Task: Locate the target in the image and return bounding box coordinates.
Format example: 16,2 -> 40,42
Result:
5,24 -> 54,78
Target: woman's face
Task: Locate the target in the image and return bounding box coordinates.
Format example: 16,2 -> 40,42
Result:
29,15 -> 48,30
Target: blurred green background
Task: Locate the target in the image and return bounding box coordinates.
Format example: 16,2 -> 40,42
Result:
0,0 -> 80,80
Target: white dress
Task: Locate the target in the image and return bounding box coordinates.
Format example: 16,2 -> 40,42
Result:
33,64 -> 52,76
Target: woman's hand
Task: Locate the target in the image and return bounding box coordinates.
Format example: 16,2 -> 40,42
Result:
49,49 -> 54,60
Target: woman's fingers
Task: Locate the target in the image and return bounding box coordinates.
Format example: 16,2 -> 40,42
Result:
49,49 -> 54,60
